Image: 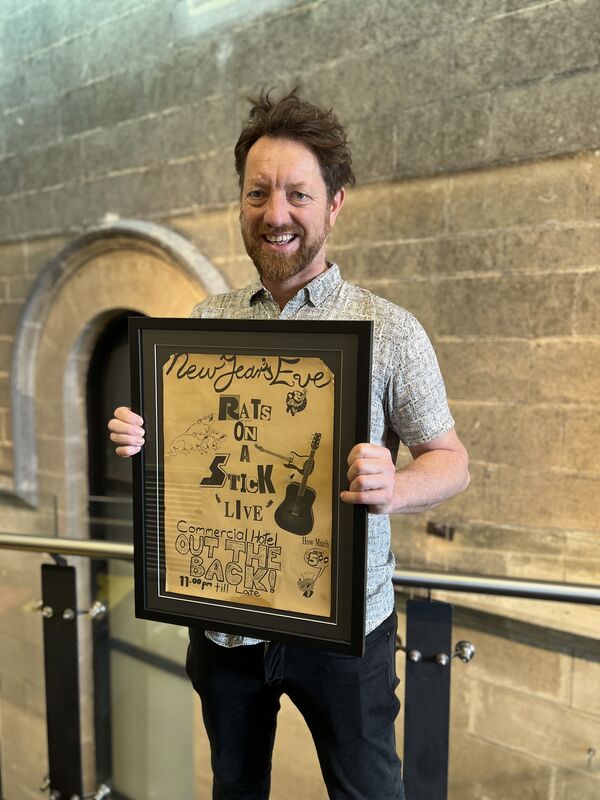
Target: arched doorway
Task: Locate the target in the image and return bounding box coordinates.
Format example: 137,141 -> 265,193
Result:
8,219 -> 229,796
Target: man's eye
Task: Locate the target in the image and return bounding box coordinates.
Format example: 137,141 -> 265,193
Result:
247,190 -> 265,199
291,191 -> 309,201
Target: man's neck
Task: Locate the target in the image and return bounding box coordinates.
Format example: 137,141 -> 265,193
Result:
261,260 -> 329,310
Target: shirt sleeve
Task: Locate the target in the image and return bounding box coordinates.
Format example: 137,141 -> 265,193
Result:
385,312 -> 454,446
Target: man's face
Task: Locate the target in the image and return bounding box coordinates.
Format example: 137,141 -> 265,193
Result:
239,136 -> 344,284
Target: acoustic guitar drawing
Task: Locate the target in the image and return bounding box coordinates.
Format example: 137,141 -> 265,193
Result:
274,433 -> 321,536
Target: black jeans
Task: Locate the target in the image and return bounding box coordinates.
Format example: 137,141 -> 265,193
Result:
186,612 -> 405,800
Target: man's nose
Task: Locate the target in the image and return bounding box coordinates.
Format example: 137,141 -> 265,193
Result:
263,191 -> 290,227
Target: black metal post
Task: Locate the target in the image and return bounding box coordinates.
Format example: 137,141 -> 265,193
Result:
41,563 -> 84,799
403,598 -> 453,800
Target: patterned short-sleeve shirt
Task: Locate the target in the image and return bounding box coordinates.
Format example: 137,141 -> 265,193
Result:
190,264 -> 454,646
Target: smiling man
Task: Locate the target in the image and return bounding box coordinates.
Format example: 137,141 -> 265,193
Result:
109,89 -> 469,800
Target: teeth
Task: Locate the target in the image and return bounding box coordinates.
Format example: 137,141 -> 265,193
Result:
265,234 -> 295,244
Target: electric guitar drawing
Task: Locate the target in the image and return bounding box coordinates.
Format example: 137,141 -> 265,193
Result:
273,433 -> 321,536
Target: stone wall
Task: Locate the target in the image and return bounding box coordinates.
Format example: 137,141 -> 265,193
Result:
1,0 -> 599,798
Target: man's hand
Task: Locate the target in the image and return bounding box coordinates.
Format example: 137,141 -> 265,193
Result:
108,406 -> 145,458
340,430 -> 470,515
340,443 -> 396,515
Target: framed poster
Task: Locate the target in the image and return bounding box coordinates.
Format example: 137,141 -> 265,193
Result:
130,318 -> 372,654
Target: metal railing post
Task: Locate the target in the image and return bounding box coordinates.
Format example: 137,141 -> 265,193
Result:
402,599 -> 453,800
41,563 -> 84,800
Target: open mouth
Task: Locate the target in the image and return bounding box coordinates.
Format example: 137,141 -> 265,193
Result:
261,233 -> 300,253
262,233 -> 299,247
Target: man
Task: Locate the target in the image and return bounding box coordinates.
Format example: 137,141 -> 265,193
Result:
109,89 -> 469,800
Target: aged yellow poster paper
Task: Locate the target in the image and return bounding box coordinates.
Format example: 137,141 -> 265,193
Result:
162,352 -> 335,618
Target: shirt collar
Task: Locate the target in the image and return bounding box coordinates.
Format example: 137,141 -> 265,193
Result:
248,263 -> 342,307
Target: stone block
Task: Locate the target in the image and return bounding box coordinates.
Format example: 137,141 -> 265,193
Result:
452,402 -> 565,470
454,622 -> 572,703
441,92 -> 492,173
393,103 -> 446,179
166,158 -> 214,213
145,42 -> 221,114
479,462 -> 599,531
22,48 -> 60,105
36,434 -> 66,476
435,273 -> 578,338
328,240 -> 438,283
448,730 -> 556,800
6,276 -> 33,301
503,223 -> 600,273
0,631 -> 45,689
345,112 -> 396,184
0,154 -> 22,195
0,301 -> 22,337
438,230 -> 505,275
24,236 -> 67,276
1,2 -> 59,59
313,0 -> 450,53
47,180 -> 86,232
563,556 -> 600,586
167,207 -> 237,263
61,74 -> 139,137
530,341 -> 600,405
556,769 -> 600,800
575,271 -> 600,336
197,255 -> 255,291
472,682 -> 600,772
563,410 -> 600,473
158,107 -> 203,164
160,95 -> 246,168
16,188 -> 61,236
20,138 -> 83,192
82,4 -> 172,83
447,158 -> 588,233
451,17 -> 506,96
436,339 -> 533,403
0,440 -> 13,474
0,337 -> 13,371
333,180 -> 446,246
0,241 -> 27,278
227,7 -> 332,94
0,572 -> 45,650
5,101 -> 62,153
571,656 -> 600,717
179,149 -> 239,208
456,521 -> 567,557
489,71 -> 600,164
452,1 -> 600,96
0,407 -> 11,442
373,278 -> 439,337
45,34 -> 88,98
0,199 -> 11,239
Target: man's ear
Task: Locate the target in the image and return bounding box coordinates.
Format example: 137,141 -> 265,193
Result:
328,188 -> 346,228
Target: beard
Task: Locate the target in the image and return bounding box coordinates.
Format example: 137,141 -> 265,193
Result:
240,217 -> 330,283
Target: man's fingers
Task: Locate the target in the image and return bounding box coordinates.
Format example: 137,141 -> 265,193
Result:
347,457 -> 391,483
114,406 -> 144,426
116,444 -> 142,458
110,432 -> 144,446
108,418 -> 145,437
340,489 -> 389,508
346,443 -> 385,465
347,472 -> 388,493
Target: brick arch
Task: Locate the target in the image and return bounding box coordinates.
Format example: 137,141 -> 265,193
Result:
10,219 -> 230,507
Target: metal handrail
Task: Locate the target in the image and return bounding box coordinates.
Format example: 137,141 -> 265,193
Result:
392,569 -> 600,605
0,533 -> 134,561
1,532 -> 599,604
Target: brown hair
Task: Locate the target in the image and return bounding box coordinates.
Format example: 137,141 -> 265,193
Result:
234,88 -> 355,201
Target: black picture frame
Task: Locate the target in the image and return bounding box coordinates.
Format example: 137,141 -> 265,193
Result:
130,318 -> 372,655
